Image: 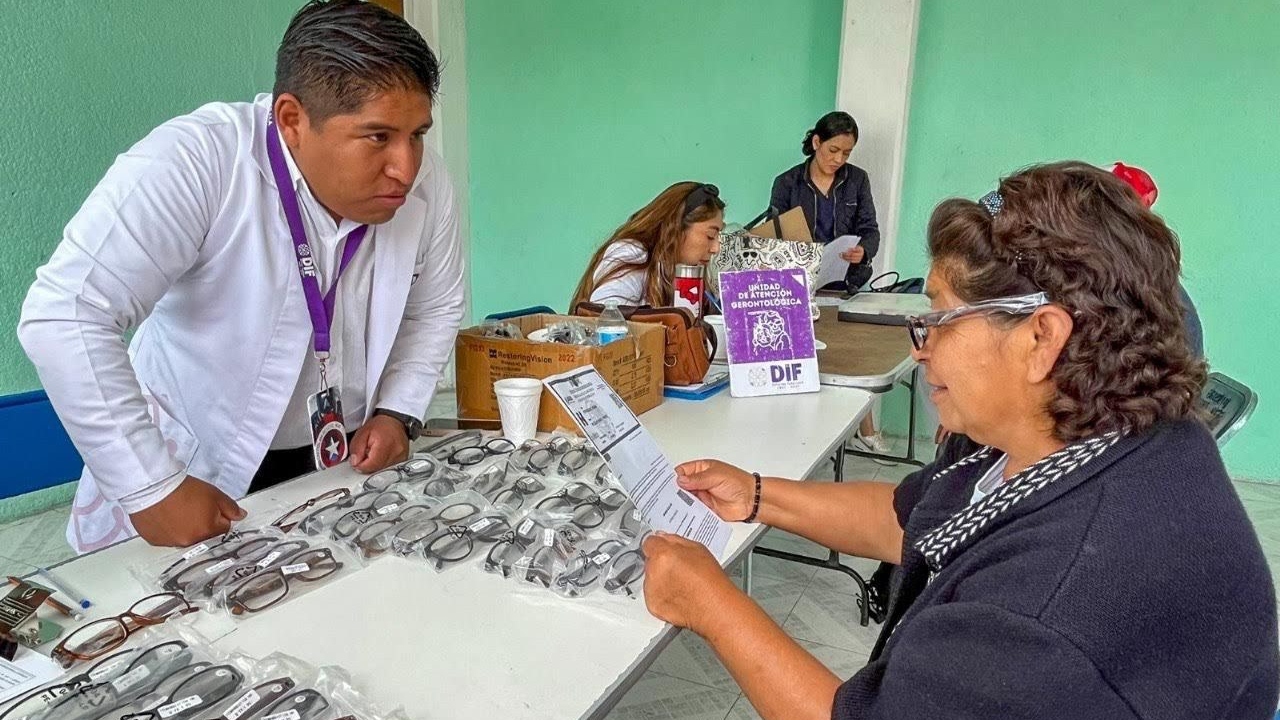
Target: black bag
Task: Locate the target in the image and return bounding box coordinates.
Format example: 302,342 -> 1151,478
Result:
857,271 -> 923,295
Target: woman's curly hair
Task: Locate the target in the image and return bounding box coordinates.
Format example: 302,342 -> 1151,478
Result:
927,161 -> 1206,441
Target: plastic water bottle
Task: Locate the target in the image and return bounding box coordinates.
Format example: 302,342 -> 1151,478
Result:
597,301 -> 630,344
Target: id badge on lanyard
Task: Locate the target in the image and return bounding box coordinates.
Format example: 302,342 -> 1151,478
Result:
266,116 -> 369,469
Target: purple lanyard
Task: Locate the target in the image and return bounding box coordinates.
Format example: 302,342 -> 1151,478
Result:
265,118 -> 368,360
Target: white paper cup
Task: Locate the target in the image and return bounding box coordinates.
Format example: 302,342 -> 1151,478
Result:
493,378 -> 543,444
704,315 -> 728,361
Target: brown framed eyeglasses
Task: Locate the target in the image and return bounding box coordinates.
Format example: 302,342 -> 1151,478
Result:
225,547 -> 343,616
50,592 -> 196,668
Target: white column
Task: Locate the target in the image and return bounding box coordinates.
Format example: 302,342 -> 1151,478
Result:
835,0 -> 920,276
404,0 -> 470,391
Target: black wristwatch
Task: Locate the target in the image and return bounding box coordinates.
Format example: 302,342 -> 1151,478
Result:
373,408 -> 424,441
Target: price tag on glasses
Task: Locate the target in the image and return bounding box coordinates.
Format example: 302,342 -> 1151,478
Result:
182,543 -> 210,561
159,695 -> 204,718
280,563 -> 311,576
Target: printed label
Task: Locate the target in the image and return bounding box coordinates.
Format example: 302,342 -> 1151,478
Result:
158,695 -> 203,718
222,689 -> 261,720
542,529 -> 555,547
205,559 -> 235,575
257,551 -> 284,569
376,503 -> 400,516
181,543 -> 210,561
280,563 -> 310,576
88,657 -> 128,682
591,553 -> 612,566
519,519 -> 534,535
468,518 -> 491,533
262,710 -> 301,720
110,665 -> 151,693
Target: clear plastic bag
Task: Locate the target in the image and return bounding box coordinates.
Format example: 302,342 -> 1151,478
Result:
500,511 -> 590,588
544,320 -> 597,345
0,614 -> 408,720
550,532 -> 634,599
408,491 -> 516,572
531,481 -> 630,532
210,538 -> 362,620
139,527 -> 296,604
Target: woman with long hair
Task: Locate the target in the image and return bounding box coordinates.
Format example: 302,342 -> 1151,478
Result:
571,182 -> 725,309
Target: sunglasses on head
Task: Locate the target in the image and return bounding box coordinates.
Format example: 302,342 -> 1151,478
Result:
683,183 -> 720,215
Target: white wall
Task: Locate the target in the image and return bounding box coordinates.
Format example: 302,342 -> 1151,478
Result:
404,0 -> 469,390
836,0 -> 920,276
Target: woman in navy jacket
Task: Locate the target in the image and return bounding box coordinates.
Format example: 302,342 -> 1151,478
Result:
642,162 -> 1278,719
769,111 -> 881,292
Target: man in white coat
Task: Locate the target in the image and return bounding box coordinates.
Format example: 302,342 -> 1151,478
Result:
18,0 -> 464,552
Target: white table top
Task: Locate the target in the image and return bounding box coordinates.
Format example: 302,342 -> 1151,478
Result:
38,386 -> 872,720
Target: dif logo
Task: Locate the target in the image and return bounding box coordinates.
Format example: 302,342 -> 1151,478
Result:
770,363 -> 803,382
296,244 -> 317,279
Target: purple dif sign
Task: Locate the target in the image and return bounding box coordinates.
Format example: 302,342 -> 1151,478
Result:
719,269 -> 819,397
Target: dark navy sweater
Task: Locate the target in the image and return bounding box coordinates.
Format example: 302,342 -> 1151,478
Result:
834,420 -> 1279,719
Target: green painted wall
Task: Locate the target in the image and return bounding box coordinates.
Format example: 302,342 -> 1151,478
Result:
466,0 -> 843,318
0,0 -> 303,395
896,0 -> 1279,480
0,1 -> 302,517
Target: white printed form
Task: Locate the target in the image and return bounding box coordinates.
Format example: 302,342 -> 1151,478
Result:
0,652 -> 62,704
543,366 -> 731,558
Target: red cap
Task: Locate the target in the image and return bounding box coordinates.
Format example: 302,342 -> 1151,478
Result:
1111,162 -> 1158,208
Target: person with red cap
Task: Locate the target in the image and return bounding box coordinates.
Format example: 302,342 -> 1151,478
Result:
1108,162 -> 1204,357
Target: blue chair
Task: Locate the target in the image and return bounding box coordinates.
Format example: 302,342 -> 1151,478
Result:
0,390 -> 83,500
483,306 -> 556,322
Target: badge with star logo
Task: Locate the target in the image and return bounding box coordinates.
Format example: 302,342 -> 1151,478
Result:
308,387 -> 349,470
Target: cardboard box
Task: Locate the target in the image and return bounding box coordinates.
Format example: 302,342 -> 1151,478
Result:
746,206 -> 813,242
455,314 -> 665,433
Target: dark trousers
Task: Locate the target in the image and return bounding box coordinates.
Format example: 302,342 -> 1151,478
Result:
249,445 -> 317,494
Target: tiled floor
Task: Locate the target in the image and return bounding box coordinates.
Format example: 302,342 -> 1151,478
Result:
2,448 -> 1278,720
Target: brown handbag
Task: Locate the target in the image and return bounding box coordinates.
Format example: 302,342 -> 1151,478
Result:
572,302 -> 716,386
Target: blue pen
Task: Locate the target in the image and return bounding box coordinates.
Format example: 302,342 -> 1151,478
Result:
705,288 -> 723,314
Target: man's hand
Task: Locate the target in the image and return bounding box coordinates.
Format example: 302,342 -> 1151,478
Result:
840,245 -> 866,264
642,533 -> 742,633
129,476 -> 245,547
349,414 -> 410,473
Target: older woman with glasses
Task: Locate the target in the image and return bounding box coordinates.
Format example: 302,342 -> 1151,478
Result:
640,162 -> 1278,719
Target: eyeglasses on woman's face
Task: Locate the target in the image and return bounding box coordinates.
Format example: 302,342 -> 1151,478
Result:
906,292 -> 1050,351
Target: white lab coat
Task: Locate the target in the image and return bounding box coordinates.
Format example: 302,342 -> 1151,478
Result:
18,94 -> 465,553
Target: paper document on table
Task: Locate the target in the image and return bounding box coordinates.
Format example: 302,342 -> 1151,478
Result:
816,235 -> 860,288
0,651 -> 62,704
543,366 -> 731,558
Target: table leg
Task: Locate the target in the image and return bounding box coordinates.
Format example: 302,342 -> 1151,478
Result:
751,545 -> 870,626
753,436 -> 870,627
844,367 -> 927,468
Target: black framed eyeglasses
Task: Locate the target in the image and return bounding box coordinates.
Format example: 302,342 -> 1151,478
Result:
554,539 -> 627,596
535,483 -> 628,530
0,646 -> 147,720
491,475 -> 547,509
603,548 -> 647,598
905,292 -> 1050,351
419,513 -> 513,570
419,430 -> 483,461
557,446 -> 597,477
448,437 -> 517,466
